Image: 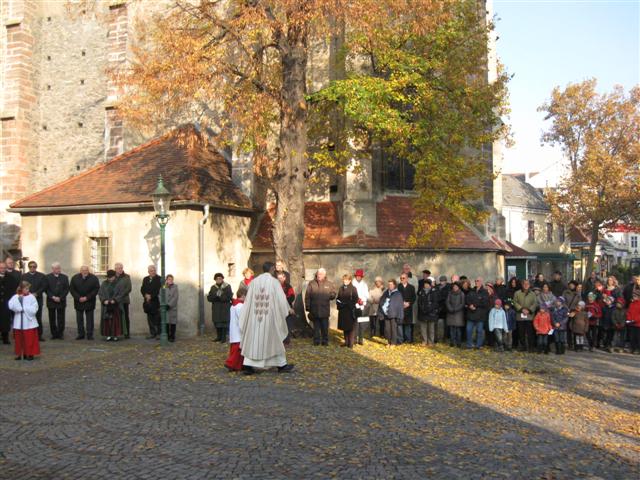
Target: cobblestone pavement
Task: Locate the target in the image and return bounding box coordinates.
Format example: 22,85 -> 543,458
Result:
0,331 -> 638,480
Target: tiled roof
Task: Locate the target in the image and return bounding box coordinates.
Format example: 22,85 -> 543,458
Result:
502,174 -> 549,210
10,125 -> 252,211
569,226 -> 590,244
254,196 -> 508,252
504,241 -> 536,258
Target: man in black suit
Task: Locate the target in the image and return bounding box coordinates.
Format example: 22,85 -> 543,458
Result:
45,262 -> 70,339
141,265 -> 162,339
70,265 -> 100,340
23,261 -> 47,341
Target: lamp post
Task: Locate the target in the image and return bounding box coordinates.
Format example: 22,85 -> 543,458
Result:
151,175 -> 172,347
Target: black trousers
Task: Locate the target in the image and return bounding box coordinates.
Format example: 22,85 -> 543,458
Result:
122,303 -> 130,337
169,324 -> 177,341
76,309 -> 94,338
313,317 -> 329,345
35,298 -> 44,338
146,310 -> 160,336
215,326 -> 228,342
517,320 -> 535,351
48,307 -> 66,338
587,325 -> 599,349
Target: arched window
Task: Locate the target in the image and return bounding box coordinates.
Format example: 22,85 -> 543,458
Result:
381,150 -> 415,192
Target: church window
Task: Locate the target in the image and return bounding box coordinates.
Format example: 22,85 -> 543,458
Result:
381,150 -> 414,192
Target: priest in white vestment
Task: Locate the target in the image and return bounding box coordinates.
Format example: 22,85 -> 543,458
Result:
238,262 -> 294,373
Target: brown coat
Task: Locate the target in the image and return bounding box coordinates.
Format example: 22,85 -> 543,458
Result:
305,279 -> 336,319
571,311 -> 589,335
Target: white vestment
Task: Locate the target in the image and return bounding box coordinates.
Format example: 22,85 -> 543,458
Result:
238,273 -> 290,368
229,303 -> 244,344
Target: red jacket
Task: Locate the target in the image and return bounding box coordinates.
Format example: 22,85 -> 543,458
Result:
627,300 -> 640,327
585,301 -> 602,326
533,311 -> 552,334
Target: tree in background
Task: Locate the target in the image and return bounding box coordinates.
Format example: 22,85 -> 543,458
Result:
115,0 -> 509,293
540,79 -> 640,278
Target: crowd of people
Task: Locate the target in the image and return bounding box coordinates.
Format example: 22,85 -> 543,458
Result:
2,254 -> 640,365
210,262 -> 640,359
0,257 -> 180,361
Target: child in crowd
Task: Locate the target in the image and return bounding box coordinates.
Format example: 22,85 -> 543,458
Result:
612,297 -> 627,352
488,299 -> 508,352
504,301 -> 516,351
551,296 -> 569,355
585,292 -> 602,352
533,304 -> 552,354
570,301 -> 589,352
224,294 -> 245,372
600,295 -> 615,353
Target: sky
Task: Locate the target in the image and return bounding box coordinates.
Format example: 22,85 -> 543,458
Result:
493,0 -> 640,186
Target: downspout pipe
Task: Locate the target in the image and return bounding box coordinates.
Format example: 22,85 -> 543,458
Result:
198,204 -> 211,335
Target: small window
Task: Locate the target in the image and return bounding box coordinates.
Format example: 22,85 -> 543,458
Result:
90,237 -> 109,274
632,236 -> 638,249
559,226 -> 565,243
546,223 -> 553,243
527,221 -> 535,242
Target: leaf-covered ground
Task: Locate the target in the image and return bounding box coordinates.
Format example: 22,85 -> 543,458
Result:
0,333 -> 638,479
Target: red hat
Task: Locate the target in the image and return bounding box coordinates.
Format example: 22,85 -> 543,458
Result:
494,298 -> 502,306
355,269 -> 364,277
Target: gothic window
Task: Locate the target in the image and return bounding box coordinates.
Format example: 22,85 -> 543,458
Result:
546,223 -> 553,243
381,150 -> 415,192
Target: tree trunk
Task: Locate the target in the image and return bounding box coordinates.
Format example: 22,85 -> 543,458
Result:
272,19 -> 312,336
585,223 -> 600,282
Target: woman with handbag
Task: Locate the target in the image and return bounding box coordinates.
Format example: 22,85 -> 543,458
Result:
99,270 -> 125,341
8,281 -> 41,361
337,274 -> 360,348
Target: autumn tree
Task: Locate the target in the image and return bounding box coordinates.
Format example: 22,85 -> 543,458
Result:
540,79 -> 640,278
116,0 -> 509,293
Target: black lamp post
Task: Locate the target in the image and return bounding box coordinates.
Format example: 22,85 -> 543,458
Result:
151,175 -> 172,347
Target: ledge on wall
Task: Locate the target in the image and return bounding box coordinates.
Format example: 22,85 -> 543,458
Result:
5,18 -> 22,28
0,111 -> 17,121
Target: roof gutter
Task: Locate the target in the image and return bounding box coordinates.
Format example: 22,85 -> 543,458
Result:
8,200 -> 256,215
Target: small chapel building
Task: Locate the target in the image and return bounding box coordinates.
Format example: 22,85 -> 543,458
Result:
9,125 -> 254,337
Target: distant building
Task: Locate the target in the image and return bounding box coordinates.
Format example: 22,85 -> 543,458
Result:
570,225 -> 640,281
501,175 -> 572,280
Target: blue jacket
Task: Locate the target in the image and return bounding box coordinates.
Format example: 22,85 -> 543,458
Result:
379,289 -> 404,321
505,307 -> 516,331
551,305 -> 569,330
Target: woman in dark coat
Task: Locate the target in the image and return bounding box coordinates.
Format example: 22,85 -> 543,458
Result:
207,273 -> 233,342
98,270 -> 124,341
446,282 -> 466,347
336,274 -> 359,348
506,277 -> 521,302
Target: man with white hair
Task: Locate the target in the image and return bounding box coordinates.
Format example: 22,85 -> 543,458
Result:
141,265 -> 162,339
70,266 -> 100,340
45,262 -> 69,340
304,267 -> 336,346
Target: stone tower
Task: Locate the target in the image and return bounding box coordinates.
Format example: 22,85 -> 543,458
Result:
0,0 -> 130,256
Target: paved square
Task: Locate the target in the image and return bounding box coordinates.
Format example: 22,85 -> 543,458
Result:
1,334 -> 638,479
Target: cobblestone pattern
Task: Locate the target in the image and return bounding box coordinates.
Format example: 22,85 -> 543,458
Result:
0,338 -> 637,480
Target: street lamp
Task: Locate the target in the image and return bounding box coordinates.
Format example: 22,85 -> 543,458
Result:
151,175 -> 172,346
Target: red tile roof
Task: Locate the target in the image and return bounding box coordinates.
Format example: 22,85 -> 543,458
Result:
10,125 -> 252,211
254,196 -> 508,252
504,241 -> 535,258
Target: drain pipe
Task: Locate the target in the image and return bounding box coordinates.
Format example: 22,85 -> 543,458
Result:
198,204 -> 210,335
